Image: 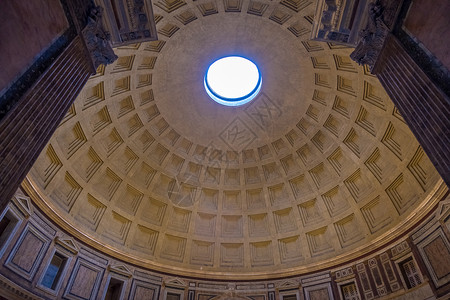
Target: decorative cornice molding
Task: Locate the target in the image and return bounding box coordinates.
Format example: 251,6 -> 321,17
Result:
164,277 -> 187,287
55,236 -> 79,254
108,264 -> 133,278
0,273 -> 43,300
11,194 -> 32,218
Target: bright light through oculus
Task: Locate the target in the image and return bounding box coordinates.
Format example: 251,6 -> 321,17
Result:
204,56 -> 262,106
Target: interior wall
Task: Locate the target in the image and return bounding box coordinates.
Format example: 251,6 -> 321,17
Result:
0,188 -> 448,300
0,0 -> 68,96
402,0 -> 450,71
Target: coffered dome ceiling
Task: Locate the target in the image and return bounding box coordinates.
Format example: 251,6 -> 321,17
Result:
26,0 -> 445,280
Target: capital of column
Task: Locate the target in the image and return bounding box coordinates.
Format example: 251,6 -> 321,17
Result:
350,0 -> 390,72
81,6 -> 118,70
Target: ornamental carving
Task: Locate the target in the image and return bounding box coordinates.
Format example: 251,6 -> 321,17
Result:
94,0 -> 158,46
82,6 -> 118,70
350,0 -> 389,72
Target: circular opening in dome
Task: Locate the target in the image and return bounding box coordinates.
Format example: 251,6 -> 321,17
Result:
204,56 -> 262,106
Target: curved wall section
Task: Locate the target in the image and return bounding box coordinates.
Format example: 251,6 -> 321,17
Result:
0,188 -> 449,299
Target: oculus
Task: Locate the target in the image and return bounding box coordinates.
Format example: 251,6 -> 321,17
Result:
204,56 -> 262,106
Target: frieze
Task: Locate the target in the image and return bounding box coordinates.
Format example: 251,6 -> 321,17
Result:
82,6 -> 118,69
95,0 -> 158,46
311,0 -> 369,46
350,0 -> 389,72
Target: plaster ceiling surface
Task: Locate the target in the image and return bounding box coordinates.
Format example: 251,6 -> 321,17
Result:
26,0 -> 445,279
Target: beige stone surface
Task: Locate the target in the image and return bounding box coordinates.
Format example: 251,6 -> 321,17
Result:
26,0 -> 445,279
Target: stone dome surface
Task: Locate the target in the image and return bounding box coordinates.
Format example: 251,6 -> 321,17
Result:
26,0 -> 444,280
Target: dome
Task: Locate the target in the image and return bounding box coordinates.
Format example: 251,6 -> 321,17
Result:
26,0 -> 443,280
